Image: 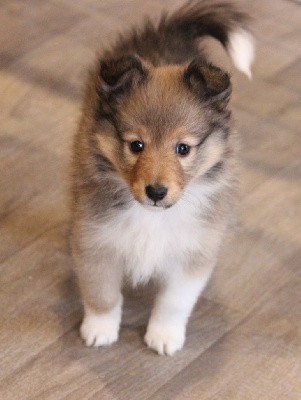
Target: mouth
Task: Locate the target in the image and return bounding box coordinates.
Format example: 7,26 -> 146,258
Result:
154,201 -> 173,209
139,200 -> 174,210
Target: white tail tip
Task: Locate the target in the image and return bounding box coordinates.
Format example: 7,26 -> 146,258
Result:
228,28 -> 255,79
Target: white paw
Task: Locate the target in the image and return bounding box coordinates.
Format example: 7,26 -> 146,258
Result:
80,312 -> 120,347
144,323 -> 185,356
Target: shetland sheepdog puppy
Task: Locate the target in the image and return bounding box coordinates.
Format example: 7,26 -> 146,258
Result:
71,1 -> 254,355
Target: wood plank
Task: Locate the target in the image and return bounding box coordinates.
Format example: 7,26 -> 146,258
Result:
233,110 -> 301,196
272,57 -> 301,93
0,124 -> 70,261
0,293 -> 241,400
205,161 -> 301,312
149,275 -> 301,400
0,225 -> 76,379
0,1 -> 87,68
231,75 -> 300,118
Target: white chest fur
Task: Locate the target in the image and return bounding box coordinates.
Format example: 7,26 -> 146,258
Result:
94,182 -> 219,285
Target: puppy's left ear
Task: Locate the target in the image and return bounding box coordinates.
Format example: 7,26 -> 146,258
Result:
99,54 -> 148,94
184,59 -> 231,109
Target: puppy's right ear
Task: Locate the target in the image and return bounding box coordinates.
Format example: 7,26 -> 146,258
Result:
184,59 -> 231,109
99,55 -> 148,94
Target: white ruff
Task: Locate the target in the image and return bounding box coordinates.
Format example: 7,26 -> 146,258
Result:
90,181 -> 221,286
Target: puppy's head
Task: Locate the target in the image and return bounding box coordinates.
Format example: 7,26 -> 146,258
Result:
95,55 -> 231,209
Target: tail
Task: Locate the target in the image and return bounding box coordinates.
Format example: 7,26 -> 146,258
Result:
163,1 -> 255,77
110,1 -> 255,78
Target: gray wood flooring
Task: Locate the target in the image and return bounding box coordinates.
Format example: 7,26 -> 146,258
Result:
0,1 -> 300,399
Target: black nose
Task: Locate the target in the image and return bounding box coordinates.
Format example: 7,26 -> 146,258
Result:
145,185 -> 168,202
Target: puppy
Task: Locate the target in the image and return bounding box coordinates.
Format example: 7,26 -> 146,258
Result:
71,1 -> 254,355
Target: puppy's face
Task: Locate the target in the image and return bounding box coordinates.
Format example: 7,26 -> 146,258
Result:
96,56 -> 231,209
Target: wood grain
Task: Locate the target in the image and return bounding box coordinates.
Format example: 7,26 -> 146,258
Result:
0,0 -> 300,399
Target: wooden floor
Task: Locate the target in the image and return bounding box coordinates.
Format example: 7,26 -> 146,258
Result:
1,0 -> 300,398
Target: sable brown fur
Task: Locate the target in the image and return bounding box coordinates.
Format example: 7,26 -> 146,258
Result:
102,1 -> 248,65
70,0 -> 253,355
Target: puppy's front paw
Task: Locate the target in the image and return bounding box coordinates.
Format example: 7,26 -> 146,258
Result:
80,313 -> 119,347
144,323 -> 185,356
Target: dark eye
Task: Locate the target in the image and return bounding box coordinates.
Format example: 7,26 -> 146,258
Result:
130,140 -> 144,153
176,143 -> 190,156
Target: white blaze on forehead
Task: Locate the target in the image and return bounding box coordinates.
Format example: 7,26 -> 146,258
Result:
228,28 -> 255,79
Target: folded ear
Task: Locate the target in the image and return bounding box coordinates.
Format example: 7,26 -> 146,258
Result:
99,54 -> 148,94
183,59 -> 231,108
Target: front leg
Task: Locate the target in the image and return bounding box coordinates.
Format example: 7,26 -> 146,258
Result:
80,298 -> 123,347
71,228 -> 123,348
145,264 -> 213,356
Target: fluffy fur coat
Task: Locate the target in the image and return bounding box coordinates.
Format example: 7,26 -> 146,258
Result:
71,0 -> 254,355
